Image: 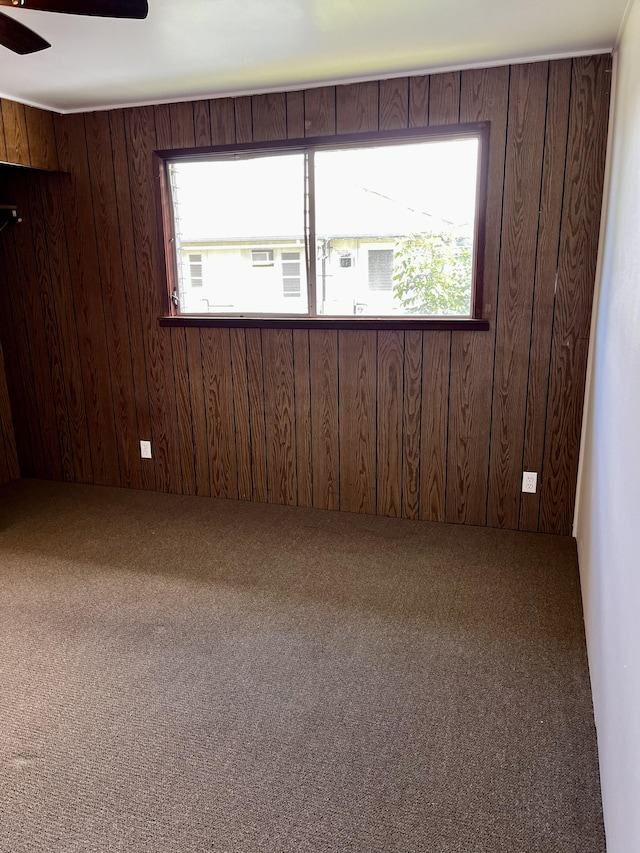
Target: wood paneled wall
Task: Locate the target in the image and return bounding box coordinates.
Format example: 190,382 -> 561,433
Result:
0,99 -> 58,170
0,95 -> 58,486
0,168 -> 19,486
0,56 -> 610,534
0,339 -> 19,486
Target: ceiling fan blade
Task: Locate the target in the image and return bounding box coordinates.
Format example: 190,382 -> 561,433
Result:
0,0 -> 148,19
0,9 -> 49,52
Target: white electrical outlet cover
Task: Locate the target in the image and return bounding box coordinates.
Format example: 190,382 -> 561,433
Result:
140,440 -> 152,459
522,471 -> 537,493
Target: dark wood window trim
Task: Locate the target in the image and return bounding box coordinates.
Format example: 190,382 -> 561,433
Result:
159,316 -> 490,331
153,122 -> 491,331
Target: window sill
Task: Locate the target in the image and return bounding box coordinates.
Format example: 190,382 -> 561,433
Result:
159,316 -> 490,331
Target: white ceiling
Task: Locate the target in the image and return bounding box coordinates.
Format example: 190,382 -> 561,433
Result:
0,0 -> 629,114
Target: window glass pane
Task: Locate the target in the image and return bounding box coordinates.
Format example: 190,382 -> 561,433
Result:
164,133 -> 482,320
170,154 -> 308,315
314,138 -> 478,317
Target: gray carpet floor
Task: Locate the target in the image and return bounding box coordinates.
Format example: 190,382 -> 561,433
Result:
0,479 -> 604,852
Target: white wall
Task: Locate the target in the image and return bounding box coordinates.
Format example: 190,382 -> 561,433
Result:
575,1 -> 640,850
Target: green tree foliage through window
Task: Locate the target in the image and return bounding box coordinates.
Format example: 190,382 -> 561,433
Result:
392,232 -> 473,316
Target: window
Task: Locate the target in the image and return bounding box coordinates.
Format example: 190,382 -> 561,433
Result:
282,251 -> 302,298
251,249 -> 274,267
188,253 -> 203,287
368,249 -> 394,291
157,125 -> 488,326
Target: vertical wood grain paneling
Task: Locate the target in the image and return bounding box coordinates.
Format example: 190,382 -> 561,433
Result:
0,214 -> 45,477
0,61 -> 609,536
0,339 -> 10,482
408,76 -> 429,128
420,332 -> 450,522
519,59 -> 572,531
0,410 -> 10,485
123,105 -> 181,493
286,91 -> 305,139
429,72 -> 460,124
108,108 -> 155,490
292,329 -> 313,506
336,82 -> 379,134
165,101 -> 199,497
8,173 -> 62,481
0,340 -> 19,482
84,110 -> 142,489
0,199 -> 21,483
210,98 -> 236,145
24,106 -> 59,171
230,328 -> 252,501
154,104 -> 172,148
309,330 -> 339,510
0,243 -> 30,476
234,96 -> 253,144
1,100 -> 58,169
487,62 -> 548,529
37,173 -> 93,483
262,329 -> 297,505
339,330 -> 377,515
424,71 -> 459,522
540,55 -> 611,534
193,100 -> 212,146
169,102 -> 195,148
377,330 -> 403,517
25,173 -> 74,482
252,93 -> 287,142
3,335 -> 34,475
2,100 -> 29,165
0,105 -> 7,161
185,328 -> 210,497
447,65 -> 510,525
304,87 -> 336,137
379,78 -> 409,131
171,326 -> 197,496
245,328 -> 268,502
201,329 -> 238,500
54,113 -> 121,486
401,330 -> 422,519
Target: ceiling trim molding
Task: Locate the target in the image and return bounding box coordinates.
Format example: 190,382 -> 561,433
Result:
0,46 -> 613,115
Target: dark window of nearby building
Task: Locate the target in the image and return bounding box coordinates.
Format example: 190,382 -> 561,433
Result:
189,253 -> 203,287
368,249 -> 394,291
282,251 -> 302,298
251,249 -> 275,267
